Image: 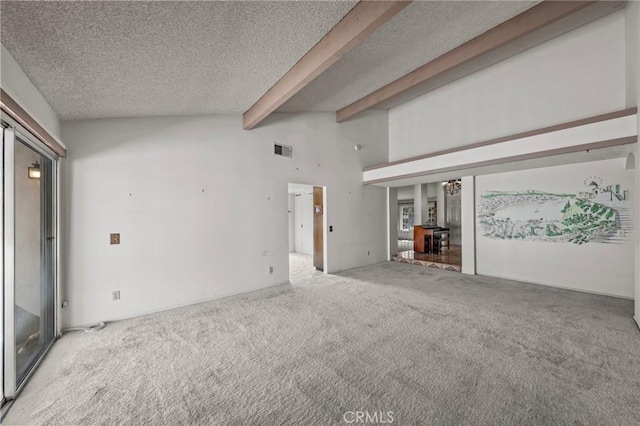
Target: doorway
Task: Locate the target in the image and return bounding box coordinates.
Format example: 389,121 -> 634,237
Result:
2,119 -> 57,404
288,183 -> 325,283
390,181 -> 462,272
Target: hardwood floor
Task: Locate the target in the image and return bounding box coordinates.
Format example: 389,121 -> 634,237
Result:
391,244 -> 462,272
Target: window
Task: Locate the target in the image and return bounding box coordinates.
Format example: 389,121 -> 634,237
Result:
400,205 -> 414,231
427,200 -> 437,224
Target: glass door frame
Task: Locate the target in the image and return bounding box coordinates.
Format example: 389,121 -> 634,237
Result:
2,114 -> 59,401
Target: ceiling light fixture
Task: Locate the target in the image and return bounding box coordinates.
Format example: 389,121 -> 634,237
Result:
441,179 -> 461,195
28,162 -> 41,180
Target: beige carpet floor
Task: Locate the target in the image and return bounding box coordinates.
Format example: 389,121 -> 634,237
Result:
288,252 -> 321,283
4,261 -> 640,425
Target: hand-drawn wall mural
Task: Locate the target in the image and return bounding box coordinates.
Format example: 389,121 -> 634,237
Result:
478,176 -> 631,244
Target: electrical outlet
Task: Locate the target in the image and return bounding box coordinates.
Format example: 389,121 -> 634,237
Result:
112,290 -> 121,301
269,266 -> 274,274
110,233 -> 120,245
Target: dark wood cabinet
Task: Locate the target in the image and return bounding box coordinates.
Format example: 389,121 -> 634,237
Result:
414,225 -> 449,253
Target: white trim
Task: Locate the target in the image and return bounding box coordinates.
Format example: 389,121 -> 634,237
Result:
323,186 -> 328,274
0,125 -> 4,405
3,128 -> 16,399
64,281 -> 291,329
461,176 -> 476,275
13,127 -> 57,162
364,114 -> 638,183
386,187 -> 391,261
479,272 -> 634,300
56,160 -> 62,337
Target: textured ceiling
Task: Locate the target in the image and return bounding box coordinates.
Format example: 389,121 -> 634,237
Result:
0,1 -> 618,122
371,0 -> 625,111
0,0 -> 356,120
277,0 -> 538,112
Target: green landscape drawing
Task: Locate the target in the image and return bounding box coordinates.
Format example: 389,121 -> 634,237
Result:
478,182 -> 630,245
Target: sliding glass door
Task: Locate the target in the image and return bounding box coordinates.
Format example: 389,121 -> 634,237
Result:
2,120 -> 57,401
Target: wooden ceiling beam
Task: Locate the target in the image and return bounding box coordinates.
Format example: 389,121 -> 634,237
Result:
243,0 -> 411,130
336,0 -> 596,123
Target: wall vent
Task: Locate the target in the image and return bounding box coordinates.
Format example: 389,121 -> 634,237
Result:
274,143 -> 292,158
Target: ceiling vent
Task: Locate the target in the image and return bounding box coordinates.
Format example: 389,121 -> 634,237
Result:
274,143 -> 292,158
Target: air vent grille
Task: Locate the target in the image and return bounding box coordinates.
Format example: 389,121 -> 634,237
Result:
274,143 -> 292,158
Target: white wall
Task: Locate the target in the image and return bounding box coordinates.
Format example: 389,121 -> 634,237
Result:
476,158 -> 634,298
389,10 -> 626,161
61,111 -> 388,327
1,45 -> 61,141
396,186 -> 413,201
626,0 -> 639,109
293,192 -> 313,255
626,0 -> 640,321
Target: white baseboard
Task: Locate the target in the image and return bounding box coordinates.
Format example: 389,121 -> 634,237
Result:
63,280 -> 291,329
477,273 -> 634,300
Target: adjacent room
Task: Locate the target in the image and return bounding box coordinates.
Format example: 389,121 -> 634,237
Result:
288,182 -> 324,282
1,1 -> 639,424
391,181 -> 462,271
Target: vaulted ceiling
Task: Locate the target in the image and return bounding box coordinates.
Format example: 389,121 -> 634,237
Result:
277,0 -> 536,113
0,1 -> 356,119
0,1 -> 621,124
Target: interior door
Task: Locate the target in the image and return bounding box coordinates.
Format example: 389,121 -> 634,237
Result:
3,124 -> 56,400
313,186 -> 323,271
